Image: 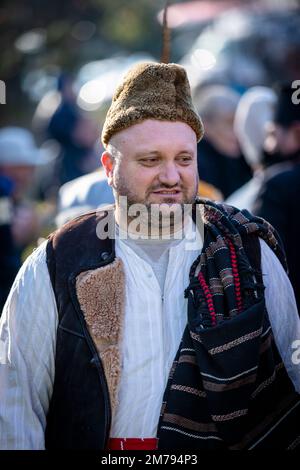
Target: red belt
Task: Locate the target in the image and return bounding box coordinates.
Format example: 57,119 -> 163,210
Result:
108,438 -> 158,450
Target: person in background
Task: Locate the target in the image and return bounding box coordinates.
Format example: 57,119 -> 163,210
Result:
253,83 -> 300,310
226,86 -> 278,211
194,85 -> 252,199
47,74 -> 98,186
0,127 -> 49,309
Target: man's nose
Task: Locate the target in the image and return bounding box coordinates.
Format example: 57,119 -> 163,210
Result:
158,163 -> 181,186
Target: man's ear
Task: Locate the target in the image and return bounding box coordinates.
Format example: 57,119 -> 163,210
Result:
101,151 -> 114,186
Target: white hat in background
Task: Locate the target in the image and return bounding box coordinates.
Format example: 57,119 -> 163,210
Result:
0,127 -> 50,166
234,87 -> 277,168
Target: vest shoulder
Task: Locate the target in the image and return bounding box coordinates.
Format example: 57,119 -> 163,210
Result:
46,205 -> 115,281
48,205 -> 115,249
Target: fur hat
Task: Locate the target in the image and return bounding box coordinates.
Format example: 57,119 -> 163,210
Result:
101,62 -> 204,147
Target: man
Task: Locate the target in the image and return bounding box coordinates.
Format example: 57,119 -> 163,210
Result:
0,63 -> 300,450
253,84 -> 300,310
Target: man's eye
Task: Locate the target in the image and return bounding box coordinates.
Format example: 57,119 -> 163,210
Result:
178,156 -> 192,163
140,158 -> 158,164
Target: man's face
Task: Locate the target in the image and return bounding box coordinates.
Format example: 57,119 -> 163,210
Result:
102,119 -> 198,208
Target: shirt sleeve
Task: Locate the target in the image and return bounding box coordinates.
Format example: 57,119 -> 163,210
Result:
0,240 -> 58,449
260,238 -> 300,393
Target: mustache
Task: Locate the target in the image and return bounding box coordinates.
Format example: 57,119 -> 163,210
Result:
149,185 -> 182,192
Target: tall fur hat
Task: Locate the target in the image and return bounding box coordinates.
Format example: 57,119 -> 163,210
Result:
101,62 -> 204,147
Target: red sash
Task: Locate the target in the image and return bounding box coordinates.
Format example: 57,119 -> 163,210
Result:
108,438 -> 158,450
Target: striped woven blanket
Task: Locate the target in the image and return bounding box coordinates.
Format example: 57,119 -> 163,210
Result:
157,199 -> 300,449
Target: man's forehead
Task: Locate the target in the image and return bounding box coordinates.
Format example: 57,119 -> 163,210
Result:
110,119 -> 197,151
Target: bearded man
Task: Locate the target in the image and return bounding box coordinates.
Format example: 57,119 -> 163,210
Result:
0,63 -> 299,450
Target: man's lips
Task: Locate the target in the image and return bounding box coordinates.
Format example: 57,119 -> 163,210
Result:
151,189 -> 182,195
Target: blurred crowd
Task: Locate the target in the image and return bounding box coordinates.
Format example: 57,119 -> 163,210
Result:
1,6 -> 300,313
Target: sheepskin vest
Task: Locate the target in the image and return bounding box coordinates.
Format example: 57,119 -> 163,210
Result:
45,206 -> 118,449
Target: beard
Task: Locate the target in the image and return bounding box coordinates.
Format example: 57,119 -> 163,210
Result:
113,172 -> 198,237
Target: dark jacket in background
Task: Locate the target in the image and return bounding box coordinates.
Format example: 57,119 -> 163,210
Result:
0,176 -> 21,312
197,138 -> 252,199
48,101 -> 90,185
254,160 -> 300,311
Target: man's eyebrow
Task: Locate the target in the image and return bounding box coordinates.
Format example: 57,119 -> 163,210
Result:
177,150 -> 195,155
134,151 -> 161,158
134,149 -> 195,158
